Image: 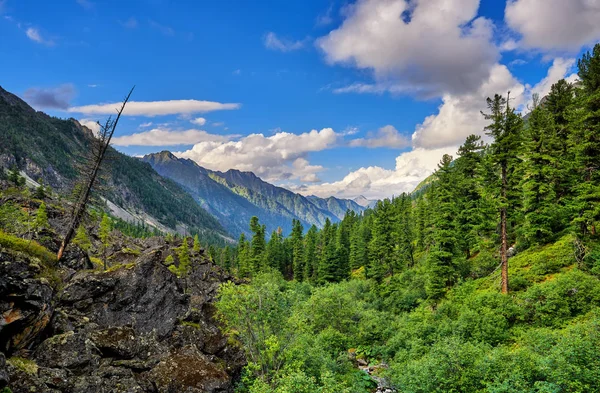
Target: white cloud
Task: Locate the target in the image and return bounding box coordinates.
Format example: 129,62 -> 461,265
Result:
264,32 -> 307,52
411,64 -> 525,149
349,125 -> 410,149
139,122 -> 153,128
26,27 -> 53,46
111,128 -> 231,147
524,58 -> 578,109
79,119 -> 101,136
68,99 -> 240,117
505,0 -> 600,51
292,146 -> 456,199
317,0 -> 498,96
176,128 -> 338,182
190,117 -> 206,126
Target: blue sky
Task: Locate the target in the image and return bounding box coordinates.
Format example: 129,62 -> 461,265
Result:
1,0 -> 599,199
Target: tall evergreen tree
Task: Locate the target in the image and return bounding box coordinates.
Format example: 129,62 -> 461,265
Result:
290,219 -> 305,281
303,225 -> 319,283
249,216 -> 267,273
571,44 -> 600,237
425,154 -> 457,300
455,134 -> 486,258
482,93 -> 523,294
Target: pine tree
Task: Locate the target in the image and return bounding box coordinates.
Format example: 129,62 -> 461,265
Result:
193,234 -> 201,253
8,166 -> 25,187
290,219 -> 305,281
521,96 -> 560,244
265,228 -> 285,272
303,225 -> 318,283
73,225 -> 92,252
178,237 -> 191,275
33,202 -> 49,233
237,233 -> 251,277
249,216 -> 266,273
368,200 -> 395,281
349,221 -> 369,270
425,154 -> 458,300
318,219 -> 338,284
455,134 -> 486,257
482,93 -> 523,294
571,44 -> 600,237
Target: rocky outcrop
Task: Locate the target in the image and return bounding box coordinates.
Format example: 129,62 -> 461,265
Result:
0,237 -> 245,392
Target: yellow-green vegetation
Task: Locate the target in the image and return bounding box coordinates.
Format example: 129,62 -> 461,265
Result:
89,256 -> 104,269
7,357 -> 39,375
180,321 -> 201,329
121,247 -> 141,256
104,262 -> 136,273
0,230 -> 56,265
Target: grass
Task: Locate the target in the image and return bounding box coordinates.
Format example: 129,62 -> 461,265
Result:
0,230 -> 56,265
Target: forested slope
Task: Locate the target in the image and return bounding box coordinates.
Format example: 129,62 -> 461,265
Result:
211,44 -> 600,393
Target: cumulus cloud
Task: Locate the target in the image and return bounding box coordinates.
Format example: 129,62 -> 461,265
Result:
190,117 -> 206,126
505,0 -> 600,51
411,64 -> 525,149
26,27 -> 53,46
524,58 -> 578,108
293,56 -> 580,199
349,125 -> 410,149
264,32 -> 307,52
317,0 -> 498,96
111,128 -> 231,147
293,146 -> 456,199
68,99 -> 240,117
176,128 -> 338,182
24,84 -> 76,110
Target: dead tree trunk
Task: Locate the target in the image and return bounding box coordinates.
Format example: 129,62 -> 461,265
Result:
57,87 -> 134,261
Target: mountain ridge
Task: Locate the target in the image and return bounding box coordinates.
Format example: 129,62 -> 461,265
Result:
142,151 -> 366,237
0,86 -> 228,242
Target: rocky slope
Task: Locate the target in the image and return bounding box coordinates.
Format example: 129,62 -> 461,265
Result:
142,152 -> 365,237
0,187 -> 245,392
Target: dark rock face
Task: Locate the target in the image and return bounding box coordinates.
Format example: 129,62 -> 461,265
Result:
0,251 -> 54,355
0,241 -> 245,392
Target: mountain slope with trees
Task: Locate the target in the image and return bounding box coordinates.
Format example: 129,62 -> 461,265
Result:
209,44 -> 600,393
0,86 -> 227,242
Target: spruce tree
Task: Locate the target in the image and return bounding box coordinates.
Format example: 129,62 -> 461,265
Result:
455,134 -> 485,258
290,219 -> 305,281
249,216 -> 266,273
303,225 -> 318,283
571,44 -> 600,237
521,96 -> 560,244
482,93 -> 523,294
425,154 -> 457,300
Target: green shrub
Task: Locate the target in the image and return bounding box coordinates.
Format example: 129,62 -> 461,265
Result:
0,230 -> 56,265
